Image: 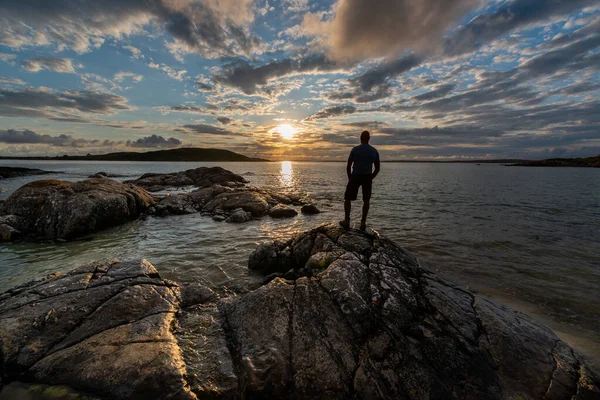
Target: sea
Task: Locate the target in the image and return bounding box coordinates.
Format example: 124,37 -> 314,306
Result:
0,160 -> 599,372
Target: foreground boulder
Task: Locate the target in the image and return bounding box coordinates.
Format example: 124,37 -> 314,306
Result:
1,223 -> 598,399
235,223 -> 600,399
0,178 -> 154,242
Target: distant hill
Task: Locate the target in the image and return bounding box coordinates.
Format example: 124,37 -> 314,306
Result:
0,148 -> 269,162
509,155 -> 600,168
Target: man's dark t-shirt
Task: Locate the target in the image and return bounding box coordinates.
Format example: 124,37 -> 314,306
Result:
349,144 -> 379,175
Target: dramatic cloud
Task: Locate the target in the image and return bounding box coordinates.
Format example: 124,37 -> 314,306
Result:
303,0 -> 478,61
0,129 -> 118,147
0,0 -> 259,58
181,124 -> 237,135
0,88 -> 132,120
127,134 -> 182,148
307,105 -> 357,120
443,0 -> 600,56
213,54 -> 341,94
21,57 -> 76,73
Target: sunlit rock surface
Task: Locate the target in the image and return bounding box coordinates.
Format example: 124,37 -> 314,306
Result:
0,167 -> 315,242
125,166 -> 247,192
1,223 -> 598,399
0,179 -> 154,242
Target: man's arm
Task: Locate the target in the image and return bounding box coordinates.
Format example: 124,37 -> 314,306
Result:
346,157 -> 352,179
372,158 -> 380,179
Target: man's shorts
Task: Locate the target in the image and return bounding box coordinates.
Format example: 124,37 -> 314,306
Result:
344,174 -> 373,201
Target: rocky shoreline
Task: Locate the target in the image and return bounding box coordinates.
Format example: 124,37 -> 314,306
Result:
0,223 -> 598,399
0,166 -> 56,180
0,167 -> 319,242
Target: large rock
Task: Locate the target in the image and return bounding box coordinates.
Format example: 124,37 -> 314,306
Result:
0,259 -> 194,399
3,224 -> 598,399
125,167 -> 247,192
0,178 -> 154,241
231,223 -> 600,399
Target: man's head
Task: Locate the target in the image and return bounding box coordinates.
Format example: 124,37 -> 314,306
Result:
360,130 -> 370,144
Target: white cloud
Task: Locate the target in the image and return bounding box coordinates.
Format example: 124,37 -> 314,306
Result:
21,57 -> 77,74
114,71 -> 144,83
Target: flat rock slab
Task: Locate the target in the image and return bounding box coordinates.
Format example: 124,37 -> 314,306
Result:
1,223 -> 599,400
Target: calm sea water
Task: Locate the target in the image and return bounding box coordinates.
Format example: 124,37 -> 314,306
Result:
0,160 -> 599,371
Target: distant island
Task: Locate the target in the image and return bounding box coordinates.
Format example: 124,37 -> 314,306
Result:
509,155 -> 600,168
0,147 -> 269,162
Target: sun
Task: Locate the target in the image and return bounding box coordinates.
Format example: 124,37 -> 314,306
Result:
276,124 -> 296,140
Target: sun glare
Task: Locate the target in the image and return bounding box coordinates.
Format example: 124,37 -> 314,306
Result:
276,124 -> 296,139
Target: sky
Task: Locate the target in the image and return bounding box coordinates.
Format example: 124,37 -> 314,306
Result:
0,0 -> 599,161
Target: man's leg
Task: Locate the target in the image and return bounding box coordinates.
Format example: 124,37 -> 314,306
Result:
341,177 -> 358,230
344,199 -> 351,221
360,176 -> 373,230
339,199 -> 351,229
360,201 -> 369,230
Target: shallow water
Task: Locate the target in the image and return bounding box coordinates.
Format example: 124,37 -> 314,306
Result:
0,160 -> 599,371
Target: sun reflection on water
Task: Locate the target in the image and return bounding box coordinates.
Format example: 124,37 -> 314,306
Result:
279,161 -> 294,188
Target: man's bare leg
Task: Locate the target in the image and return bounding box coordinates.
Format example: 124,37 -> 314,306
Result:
340,200 -> 351,229
360,200 -> 370,230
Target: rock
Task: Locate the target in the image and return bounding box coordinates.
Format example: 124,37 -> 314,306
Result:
229,223 -> 600,399
203,191 -> 270,217
125,167 -> 247,192
226,208 -> 252,223
0,178 -> 154,242
0,167 -> 56,180
212,215 -> 226,222
1,226 -> 599,399
268,204 -> 298,219
88,171 -> 125,178
301,204 -> 320,214
0,259 -> 196,399
155,194 -> 197,216
180,283 -> 218,307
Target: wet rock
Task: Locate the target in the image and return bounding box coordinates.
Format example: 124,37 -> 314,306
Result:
0,259 -> 195,399
0,179 -> 155,242
268,204 -> 298,218
88,172 -> 125,178
155,194 -> 197,216
231,223 -> 600,399
226,208 -> 252,223
301,204 -> 320,214
180,283 -> 218,308
1,226 -> 599,399
126,167 -> 246,192
0,167 -> 56,180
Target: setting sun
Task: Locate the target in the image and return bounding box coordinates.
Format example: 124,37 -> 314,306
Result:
276,124 -> 296,140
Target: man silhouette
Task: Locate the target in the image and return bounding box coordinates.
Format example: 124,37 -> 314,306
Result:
340,130 -> 380,230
